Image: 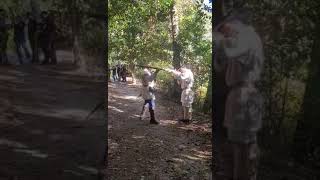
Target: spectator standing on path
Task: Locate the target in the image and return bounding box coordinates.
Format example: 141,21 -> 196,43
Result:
0,9 -> 10,65
46,11 -> 57,64
214,8 -> 264,180
14,15 -> 31,65
112,66 -> 118,82
26,12 -> 40,64
166,66 -> 195,124
40,11 -> 57,65
116,64 -> 122,82
121,65 -> 127,82
138,68 -> 161,125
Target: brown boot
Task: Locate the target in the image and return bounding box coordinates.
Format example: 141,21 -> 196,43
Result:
149,109 -> 159,124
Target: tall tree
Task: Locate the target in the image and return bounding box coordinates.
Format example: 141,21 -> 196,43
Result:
70,0 -> 81,66
169,0 -> 182,98
293,23 -> 320,164
212,0 -> 227,141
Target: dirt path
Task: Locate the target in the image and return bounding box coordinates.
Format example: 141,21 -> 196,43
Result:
107,80 -> 212,180
0,52 -> 106,180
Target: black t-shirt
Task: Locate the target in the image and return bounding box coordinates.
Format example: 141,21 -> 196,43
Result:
14,21 -> 26,42
28,19 -> 37,35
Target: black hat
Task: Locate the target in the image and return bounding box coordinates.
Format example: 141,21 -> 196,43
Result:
214,7 -> 251,31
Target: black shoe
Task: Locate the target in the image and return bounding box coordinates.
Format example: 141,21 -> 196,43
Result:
179,119 -> 190,124
150,119 -> 159,124
149,109 -> 159,125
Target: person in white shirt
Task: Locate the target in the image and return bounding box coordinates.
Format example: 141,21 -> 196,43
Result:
166,65 -> 194,124
214,8 -> 264,180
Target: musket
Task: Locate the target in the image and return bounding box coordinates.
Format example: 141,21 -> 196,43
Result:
135,64 -> 165,71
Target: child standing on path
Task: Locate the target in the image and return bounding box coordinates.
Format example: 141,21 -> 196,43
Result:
138,68 -> 160,124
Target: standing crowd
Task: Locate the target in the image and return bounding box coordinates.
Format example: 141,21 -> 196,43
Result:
110,63 -> 128,82
0,9 -> 57,65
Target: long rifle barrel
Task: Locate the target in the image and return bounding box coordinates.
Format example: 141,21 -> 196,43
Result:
135,64 -> 165,70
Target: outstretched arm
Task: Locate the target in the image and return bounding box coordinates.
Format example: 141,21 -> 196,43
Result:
164,68 -> 181,79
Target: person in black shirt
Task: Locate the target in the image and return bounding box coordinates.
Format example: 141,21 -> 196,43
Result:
117,64 -> 121,81
112,66 -> 117,82
121,65 -> 127,82
47,11 -> 57,64
14,16 -> 31,65
26,12 -> 39,64
39,11 -> 57,65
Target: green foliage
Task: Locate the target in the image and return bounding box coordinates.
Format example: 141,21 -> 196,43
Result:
238,0 -> 320,155
108,0 -> 211,112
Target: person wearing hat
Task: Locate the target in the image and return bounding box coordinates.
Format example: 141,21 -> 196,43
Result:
138,68 -> 161,124
214,8 -> 264,180
165,65 -> 194,124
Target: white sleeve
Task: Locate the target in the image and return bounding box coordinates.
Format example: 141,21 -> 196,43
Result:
172,71 -> 182,79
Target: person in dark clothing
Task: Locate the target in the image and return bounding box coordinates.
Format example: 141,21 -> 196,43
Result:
14,16 -> 31,65
117,64 -> 122,81
0,9 -> 9,65
112,66 -> 117,82
26,12 -> 39,64
39,11 -> 57,65
121,65 -> 127,82
47,12 -> 57,64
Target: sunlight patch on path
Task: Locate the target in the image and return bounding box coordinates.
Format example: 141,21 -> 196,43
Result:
181,154 -> 204,161
108,106 -> 124,113
0,138 -> 28,149
14,149 -> 48,159
0,138 -> 48,159
132,135 -> 145,139
159,119 -> 178,126
15,106 -> 90,121
111,94 -> 139,101
63,170 -> 84,177
77,166 -> 99,175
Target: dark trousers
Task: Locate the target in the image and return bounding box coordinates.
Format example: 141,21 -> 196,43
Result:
0,46 -> 8,64
0,36 -> 8,64
15,40 -> 31,64
41,40 -> 57,64
29,34 -> 39,63
122,75 -> 127,82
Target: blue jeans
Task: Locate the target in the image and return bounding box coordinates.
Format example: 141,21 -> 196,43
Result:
15,41 -> 30,64
144,99 -> 155,110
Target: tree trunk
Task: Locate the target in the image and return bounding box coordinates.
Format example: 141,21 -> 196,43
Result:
293,24 -> 320,164
279,77 -> 289,145
170,1 -> 182,99
71,0 -> 81,66
212,0 -> 227,142
129,62 -> 137,84
203,68 -> 212,114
